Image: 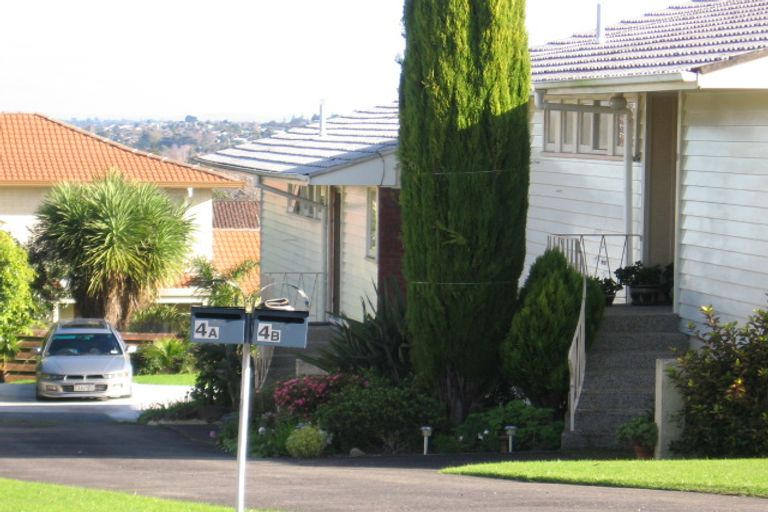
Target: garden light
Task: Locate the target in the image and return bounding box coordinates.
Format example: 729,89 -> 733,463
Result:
505,425 -> 518,454
421,426 -> 433,455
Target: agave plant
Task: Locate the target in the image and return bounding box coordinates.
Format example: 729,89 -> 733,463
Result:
301,279 -> 411,385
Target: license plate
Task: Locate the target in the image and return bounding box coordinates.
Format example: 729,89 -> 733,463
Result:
73,384 -> 95,392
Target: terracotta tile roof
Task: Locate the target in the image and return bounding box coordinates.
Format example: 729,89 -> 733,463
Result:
197,103 -> 398,178
532,0 -> 768,84
0,113 -> 241,187
213,229 -> 260,294
213,200 -> 260,229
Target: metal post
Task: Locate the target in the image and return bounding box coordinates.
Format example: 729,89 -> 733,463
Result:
236,339 -> 253,512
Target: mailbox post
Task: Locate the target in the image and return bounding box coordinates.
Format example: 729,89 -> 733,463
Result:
189,303 -> 309,512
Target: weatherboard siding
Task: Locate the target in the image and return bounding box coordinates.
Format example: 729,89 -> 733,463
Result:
678,90 -> 768,326
0,187 -> 46,244
526,108 -> 644,278
340,186 -> 377,321
259,177 -> 326,319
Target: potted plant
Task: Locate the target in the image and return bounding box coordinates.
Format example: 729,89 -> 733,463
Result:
617,415 -> 658,459
614,261 -> 667,306
597,277 -> 623,306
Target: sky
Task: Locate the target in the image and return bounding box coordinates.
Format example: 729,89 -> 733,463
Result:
0,0 -> 678,122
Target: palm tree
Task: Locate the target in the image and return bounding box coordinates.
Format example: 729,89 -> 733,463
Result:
31,172 -> 193,329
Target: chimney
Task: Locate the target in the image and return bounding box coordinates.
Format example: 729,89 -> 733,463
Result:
596,0 -> 605,44
319,101 -> 327,137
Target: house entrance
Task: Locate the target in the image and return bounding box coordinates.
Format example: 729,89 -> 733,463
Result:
328,187 -> 342,315
645,93 -> 678,267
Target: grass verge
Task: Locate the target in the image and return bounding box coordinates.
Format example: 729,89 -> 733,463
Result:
133,373 -> 197,386
442,458 -> 768,497
0,477 -> 275,512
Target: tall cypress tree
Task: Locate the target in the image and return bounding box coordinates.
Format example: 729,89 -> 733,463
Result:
399,0 -> 530,423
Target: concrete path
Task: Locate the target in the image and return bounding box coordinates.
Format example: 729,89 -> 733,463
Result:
0,387 -> 766,511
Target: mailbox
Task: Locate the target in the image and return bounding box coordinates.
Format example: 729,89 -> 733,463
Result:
190,307 -> 247,345
251,308 -> 309,349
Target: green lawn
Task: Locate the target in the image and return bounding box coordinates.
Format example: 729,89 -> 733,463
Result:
0,477 -> 275,512
133,373 -> 197,386
443,458 -> 768,497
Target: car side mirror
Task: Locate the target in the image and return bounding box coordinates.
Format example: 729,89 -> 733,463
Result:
126,345 -> 138,354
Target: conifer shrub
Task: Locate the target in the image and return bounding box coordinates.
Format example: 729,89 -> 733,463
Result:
285,425 -> 329,458
501,250 -> 582,413
669,305 -> 768,457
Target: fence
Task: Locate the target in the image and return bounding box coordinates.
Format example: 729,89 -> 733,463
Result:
2,331 -> 179,383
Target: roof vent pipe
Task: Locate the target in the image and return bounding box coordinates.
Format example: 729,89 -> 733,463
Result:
596,0 -> 605,44
319,101 -> 327,137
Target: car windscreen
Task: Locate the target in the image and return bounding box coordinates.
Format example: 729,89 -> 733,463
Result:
47,333 -> 123,356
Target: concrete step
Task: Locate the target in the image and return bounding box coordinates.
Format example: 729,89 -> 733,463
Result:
590,332 -> 688,353
600,305 -> 681,333
586,348 -> 681,371
576,389 -> 654,412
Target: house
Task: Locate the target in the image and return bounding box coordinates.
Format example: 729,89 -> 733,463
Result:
0,113 -> 243,316
197,104 -> 401,323
528,0 -> 768,329
211,200 -> 261,296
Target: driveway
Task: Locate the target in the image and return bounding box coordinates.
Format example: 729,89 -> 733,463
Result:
0,382 -> 191,422
0,385 -> 766,512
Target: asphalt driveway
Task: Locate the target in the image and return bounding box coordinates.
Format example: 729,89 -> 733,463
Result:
0,384 -> 766,512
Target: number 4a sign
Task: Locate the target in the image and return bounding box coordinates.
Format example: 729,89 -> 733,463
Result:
194,320 -> 220,340
255,323 -> 281,343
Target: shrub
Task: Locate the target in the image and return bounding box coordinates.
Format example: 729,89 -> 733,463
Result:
285,425 -> 329,458
129,304 -> 189,335
617,414 -> 658,450
273,374 -> 359,419
191,344 -> 242,408
502,250 -> 582,413
219,414 -> 300,457
585,275 -> 606,348
0,231 -> 35,380
301,279 -> 411,385
454,400 -> 563,452
315,378 -> 444,453
135,338 -> 195,375
668,305 -> 768,457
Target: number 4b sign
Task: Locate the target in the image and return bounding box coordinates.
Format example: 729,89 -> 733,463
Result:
252,309 -> 309,349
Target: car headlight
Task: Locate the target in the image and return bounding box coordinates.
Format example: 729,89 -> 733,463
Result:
103,371 -> 130,379
39,373 -> 65,381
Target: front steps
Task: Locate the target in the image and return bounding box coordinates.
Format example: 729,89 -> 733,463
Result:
561,305 -> 689,450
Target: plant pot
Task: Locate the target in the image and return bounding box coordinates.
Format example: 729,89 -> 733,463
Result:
633,444 -> 654,459
629,285 -> 662,306
605,293 -> 616,306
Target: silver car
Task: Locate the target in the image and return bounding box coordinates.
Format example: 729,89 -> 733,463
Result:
36,319 -> 135,400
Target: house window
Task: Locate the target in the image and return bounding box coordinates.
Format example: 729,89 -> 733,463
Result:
543,97 -> 634,157
287,184 -> 325,219
366,188 -> 377,259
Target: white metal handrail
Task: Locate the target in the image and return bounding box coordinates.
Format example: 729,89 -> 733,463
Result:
547,235 -> 587,432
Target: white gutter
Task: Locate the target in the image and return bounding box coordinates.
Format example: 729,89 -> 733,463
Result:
533,71 -> 699,96
534,91 -> 635,259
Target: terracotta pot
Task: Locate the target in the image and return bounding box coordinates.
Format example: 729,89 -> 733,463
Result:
633,444 -> 654,459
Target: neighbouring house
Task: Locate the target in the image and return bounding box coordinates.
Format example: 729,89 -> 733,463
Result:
197,104 -> 400,324
0,113 -> 243,317
211,199 -> 261,296
528,0 -> 768,329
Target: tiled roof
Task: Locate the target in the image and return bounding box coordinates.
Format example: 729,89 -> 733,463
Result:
212,229 -> 260,294
532,0 -> 768,84
213,200 -> 260,229
197,103 -> 398,177
0,113 -> 240,187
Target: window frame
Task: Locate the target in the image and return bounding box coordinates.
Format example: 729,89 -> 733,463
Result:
365,187 -> 378,260
287,184 -> 325,220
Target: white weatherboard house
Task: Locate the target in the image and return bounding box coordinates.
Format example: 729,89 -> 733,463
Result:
529,0 -> 768,329
198,104 -> 401,323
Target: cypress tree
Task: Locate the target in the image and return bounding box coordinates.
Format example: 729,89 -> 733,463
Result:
399,0 -> 530,423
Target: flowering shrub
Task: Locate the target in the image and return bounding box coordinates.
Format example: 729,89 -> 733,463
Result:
273,374 -> 360,418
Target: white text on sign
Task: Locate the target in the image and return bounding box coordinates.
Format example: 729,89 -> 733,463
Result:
194,320 -> 220,340
256,323 -> 282,343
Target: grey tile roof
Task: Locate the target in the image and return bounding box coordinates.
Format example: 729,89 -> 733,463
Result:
198,103 -> 398,178
532,0 -> 768,84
